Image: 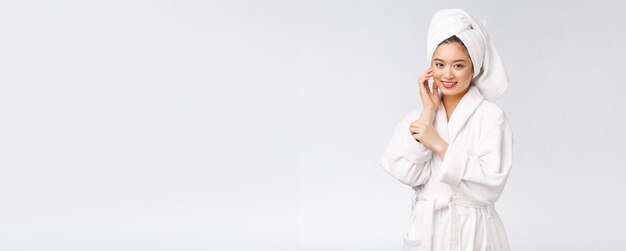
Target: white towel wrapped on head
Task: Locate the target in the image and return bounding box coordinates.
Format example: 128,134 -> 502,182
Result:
426,9 -> 509,101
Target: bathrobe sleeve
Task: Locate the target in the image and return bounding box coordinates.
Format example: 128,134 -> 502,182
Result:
380,111 -> 433,186
439,111 -> 513,204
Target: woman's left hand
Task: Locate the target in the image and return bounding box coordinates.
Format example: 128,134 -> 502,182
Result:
410,120 -> 448,158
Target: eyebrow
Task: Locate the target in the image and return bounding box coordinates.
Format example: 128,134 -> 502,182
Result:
433,58 -> 468,63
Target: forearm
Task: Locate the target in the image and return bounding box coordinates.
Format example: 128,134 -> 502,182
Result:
434,140 -> 449,160
418,108 -> 437,124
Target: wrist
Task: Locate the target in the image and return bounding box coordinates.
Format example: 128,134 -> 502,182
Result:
435,140 -> 448,157
422,106 -> 436,113
419,109 -> 436,124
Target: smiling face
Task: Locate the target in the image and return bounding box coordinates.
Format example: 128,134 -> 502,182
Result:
431,41 -> 474,99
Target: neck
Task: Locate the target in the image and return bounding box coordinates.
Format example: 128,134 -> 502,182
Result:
442,87 -> 470,121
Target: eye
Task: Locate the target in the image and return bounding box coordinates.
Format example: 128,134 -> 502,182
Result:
435,63 -> 444,68
454,64 -> 465,69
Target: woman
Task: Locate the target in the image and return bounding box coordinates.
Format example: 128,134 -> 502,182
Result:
380,9 -> 513,251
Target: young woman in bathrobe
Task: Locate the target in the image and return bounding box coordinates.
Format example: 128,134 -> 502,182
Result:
380,9 -> 513,251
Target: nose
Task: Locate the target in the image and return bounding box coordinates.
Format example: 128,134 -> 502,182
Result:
444,67 -> 454,79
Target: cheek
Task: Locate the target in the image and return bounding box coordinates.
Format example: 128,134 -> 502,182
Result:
460,71 -> 471,80
432,70 -> 444,80
456,68 -> 472,81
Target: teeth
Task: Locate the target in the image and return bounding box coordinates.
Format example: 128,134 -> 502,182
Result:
443,82 -> 456,87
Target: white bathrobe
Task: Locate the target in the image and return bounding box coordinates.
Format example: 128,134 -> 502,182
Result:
380,85 -> 513,251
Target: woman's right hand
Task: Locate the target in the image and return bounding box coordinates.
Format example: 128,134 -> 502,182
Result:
418,68 -> 440,124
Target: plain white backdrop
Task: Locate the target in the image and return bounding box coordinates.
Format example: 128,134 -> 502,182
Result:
1,1 -> 625,250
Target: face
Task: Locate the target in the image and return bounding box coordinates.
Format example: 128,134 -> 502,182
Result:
431,43 -> 474,98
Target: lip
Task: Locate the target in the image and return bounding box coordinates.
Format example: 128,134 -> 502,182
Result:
441,81 -> 457,89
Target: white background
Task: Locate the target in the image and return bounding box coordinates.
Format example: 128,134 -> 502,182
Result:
1,1 -> 625,250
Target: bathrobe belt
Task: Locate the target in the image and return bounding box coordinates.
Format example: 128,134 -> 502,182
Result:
410,193 -> 494,251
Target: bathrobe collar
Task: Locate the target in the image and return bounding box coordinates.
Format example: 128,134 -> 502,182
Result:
435,85 -> 485,143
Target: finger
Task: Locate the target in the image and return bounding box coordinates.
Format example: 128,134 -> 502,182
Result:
432,84 -> 439,98
421,71 -> 433,81
421,73 -> 432,84
412,133 -> 419,139
412,133 -> 421,141
418,74 -> 424,83
419,76 -> 428,88
419,78 -> 429,95
423,81 -> 432,95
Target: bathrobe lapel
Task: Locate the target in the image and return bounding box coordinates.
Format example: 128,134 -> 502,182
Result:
435,103 -> 449,142
437,85 -> 485,144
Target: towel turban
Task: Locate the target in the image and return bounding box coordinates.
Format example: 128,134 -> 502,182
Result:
426,9 -> 509,101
